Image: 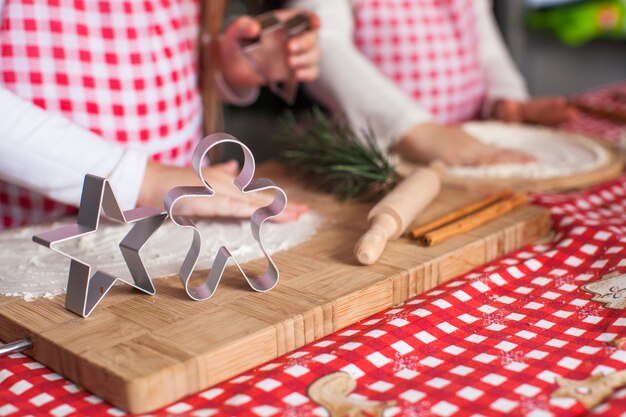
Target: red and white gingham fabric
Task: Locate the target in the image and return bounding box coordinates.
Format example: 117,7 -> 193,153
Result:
3,175 -> 626,415
561,112 -> 626,146
353,0 -> 486,125
560,82 -> 626,146
573,82 -> 626,121
0,0 -> 202,229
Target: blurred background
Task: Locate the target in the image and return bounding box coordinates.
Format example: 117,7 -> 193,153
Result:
495,0 -> 625,95
224,0 -> 626,160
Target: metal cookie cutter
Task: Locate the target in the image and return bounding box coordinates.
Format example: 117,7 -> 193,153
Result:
0,339 -> 33,357
242,12 -> 312,104
164,133 -> 287,300
33,175 -> 167,317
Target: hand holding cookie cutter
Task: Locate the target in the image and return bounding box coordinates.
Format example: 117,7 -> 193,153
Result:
164,133 -> 287,300
242,12 -> 312,104
33,175 -> 167,317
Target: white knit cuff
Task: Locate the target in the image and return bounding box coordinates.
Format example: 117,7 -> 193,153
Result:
215,71 -> 260,106
107,150 -> 148,210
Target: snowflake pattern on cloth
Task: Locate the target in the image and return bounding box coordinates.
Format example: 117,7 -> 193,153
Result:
3,177 -> 626,415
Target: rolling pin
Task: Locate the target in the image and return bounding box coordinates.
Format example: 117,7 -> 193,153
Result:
354,163 -> 444,265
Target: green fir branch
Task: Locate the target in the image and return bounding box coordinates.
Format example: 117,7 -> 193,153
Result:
274,107 -> 399,200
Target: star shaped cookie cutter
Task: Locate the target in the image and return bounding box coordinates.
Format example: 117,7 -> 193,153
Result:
164,133 -> 287,300
33,175 -> 167,317
242,12 -> 312,104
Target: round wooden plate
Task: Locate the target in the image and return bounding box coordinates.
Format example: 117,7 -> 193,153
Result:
397,123 -> 625,193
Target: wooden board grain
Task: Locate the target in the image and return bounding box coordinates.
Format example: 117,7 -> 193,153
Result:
0,164 -> 552,413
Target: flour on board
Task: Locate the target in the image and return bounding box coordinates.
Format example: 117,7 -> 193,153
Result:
0,212 -> 321,300
448,122 -> 609,179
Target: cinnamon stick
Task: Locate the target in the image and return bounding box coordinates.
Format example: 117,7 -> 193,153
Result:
419,192 -> 529,247
408,189 -> 512,239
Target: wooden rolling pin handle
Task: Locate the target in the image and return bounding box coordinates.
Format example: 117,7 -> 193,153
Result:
368,166 -> 441,239
355,165 -> 443,265
354,212 -> 397,265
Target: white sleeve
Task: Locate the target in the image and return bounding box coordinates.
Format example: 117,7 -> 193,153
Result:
0,88 -> 147,210
215,70 -> 260,106
475,0 -> 529,115
288,0 -> 433,150
201,32 -> 259,106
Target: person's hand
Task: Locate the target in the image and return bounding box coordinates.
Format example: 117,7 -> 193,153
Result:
494,97 -> 577,126
396,122 -> 535,167
138,160 -> 308,222
273,9 -> 321,82
219,10 -> 321,89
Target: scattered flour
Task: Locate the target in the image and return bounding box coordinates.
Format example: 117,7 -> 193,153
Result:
0,212 -> 321,300
448,122 -> 610,179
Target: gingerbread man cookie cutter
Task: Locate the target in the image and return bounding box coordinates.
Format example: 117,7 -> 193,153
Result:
164,133 -> 287,300
33,175 -> 167,317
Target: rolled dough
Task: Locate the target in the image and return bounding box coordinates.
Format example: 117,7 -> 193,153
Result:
0,212 -> 320,300
448,122 -> 610,179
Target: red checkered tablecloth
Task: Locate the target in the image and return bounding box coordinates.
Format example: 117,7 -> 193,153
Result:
561,112 -> 626,146
2,106 -> 626,416
572,82 -> 626,122
561,82 -> 626,146
2,172 -> 626,416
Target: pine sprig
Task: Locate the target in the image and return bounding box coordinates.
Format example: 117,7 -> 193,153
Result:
275,108 -> 399,200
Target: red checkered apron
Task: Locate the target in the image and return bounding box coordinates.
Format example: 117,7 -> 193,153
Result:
0,0 -> 202,229
354,0 -> 486,124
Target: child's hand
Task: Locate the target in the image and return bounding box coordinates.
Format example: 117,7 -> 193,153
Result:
396,122 -> 535,167
219,15 -> 265,88
494,97 -> 577,126
138,160 -> 308,223
274,10 -> 321,82
219,11 -> 321,89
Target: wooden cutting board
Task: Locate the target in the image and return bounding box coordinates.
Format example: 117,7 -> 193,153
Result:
0,164 -> 551,414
